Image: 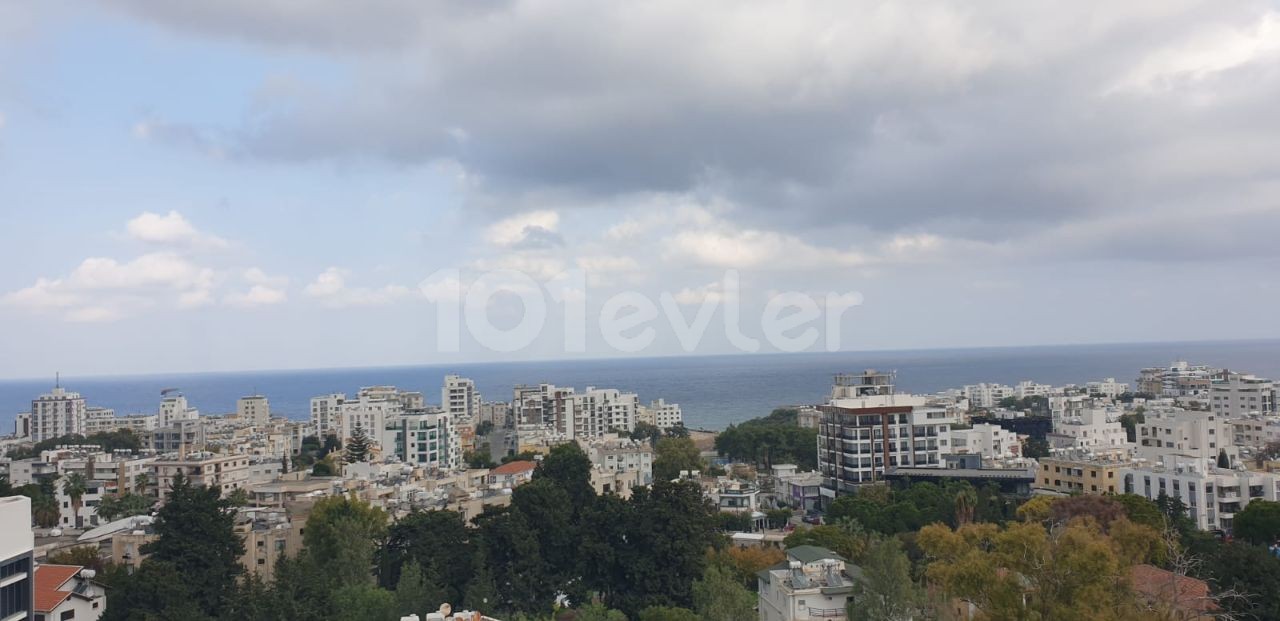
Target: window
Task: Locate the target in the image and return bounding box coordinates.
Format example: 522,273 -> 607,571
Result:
62,611 -> 76,620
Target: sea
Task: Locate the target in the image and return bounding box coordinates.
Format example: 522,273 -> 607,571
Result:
2,340 -> 1278,433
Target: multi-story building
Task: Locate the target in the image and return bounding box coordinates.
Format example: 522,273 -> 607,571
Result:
236,509 -> 306,579
1135,407 -> 1234,464
82,413 -> 157,435
358,385 -> 424,411
144,419 -> 206,453
382,411 -> 461,471
818,370 -> 958,497
1121,454 -> 1280,532
310,393 -> 346,437
340,394 -> 405,447
477,402 -> 512,428
1137,361 -> 1216,397
950,422 -> 1021,459
1087,378 -> 1130,398
1229,415 -> 1280,449
962,383 -> 1014,409
513,384 -> 576,432
569,388 -> 638,437
758,546 -> 856,621
443,375 -> 481,422
237,395 -> 271,426
29,385 -> 88,442
1048,394 -> 1089,424
1048,407 -> 1130,455
149,452 -> 250,502
641,398 -> 683,430
1014,380 -> 1054,399
1035,452 -> 1128,495
0,496 -> 34,621
1210,372 -> 1276,417
158,392 -> 199,427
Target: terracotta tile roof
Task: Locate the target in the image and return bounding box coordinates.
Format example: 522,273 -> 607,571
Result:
34,564 -> 81,613
1130,564 -> 1216,613
490,460 -> 537,475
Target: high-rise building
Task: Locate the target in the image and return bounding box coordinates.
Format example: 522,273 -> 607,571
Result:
237,395 -> 271,425
310,393 -> 346,437
818,370 -> 959,497
0,496 -> 34,621
1210,372 -> 1276,417
443,374 -> 481,421
29,385 -> 87,442
158,392 -> 199,427
383,410 -> 461,471
1137,361 -> 1216,397
569,387 -> 639,437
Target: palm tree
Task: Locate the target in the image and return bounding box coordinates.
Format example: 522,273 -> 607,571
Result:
954,487 -> 977,527
31,494 -> 60,528
134,472 -> 150,495
62,473 -> 88,529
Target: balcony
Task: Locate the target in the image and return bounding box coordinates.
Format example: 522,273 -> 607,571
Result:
808,608 -> 846,618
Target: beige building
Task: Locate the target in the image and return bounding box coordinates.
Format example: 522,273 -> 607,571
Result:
1035,455 -> 1127,495
149,452 -> 251,501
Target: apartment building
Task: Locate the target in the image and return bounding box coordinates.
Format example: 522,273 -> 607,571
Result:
1121,454 -> 1280,532
1135,408 -> 1234,464
0,496 -> 34,621
82,413 -> 157,435
1048,407 -> 1129,455
158,393 -> 199,427
1087,377 -> 1130,398
1137,361 -> 1216,397
442,375 -> 481,422
339,394 -> 406,446
383,411 -> 461,472
513,384 -> 576,433
236,509 -> 306,579
1014,380 -> 1054,399
950,422 -> 1021,459
818,370 -> 958,496
758,546 -> 856,621
1210,373 -> 1276,417
962,383 -> 1014,409
643,398 -> 683,430
149,452 -> 250,502
569,388 -> 638,437
237,395 -> 271,426
1035,452 -> 1127,495
1229,415 -> 1280,448
144,419 -> 206,452
310,393 -> 346,437
28,386 -> 87,442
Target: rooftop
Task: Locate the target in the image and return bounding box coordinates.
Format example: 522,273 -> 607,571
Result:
490,460 -> 537,475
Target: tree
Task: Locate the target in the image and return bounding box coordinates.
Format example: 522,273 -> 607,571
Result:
305,494 -> 388,588
637,607 -> 699,621
226,487 -> 250,507
511,478 -> 579,600
574,602 -> 629,621
1233,500 -> 1280,545
848,537 -> 921,621
395,561 -> 446,619
466,449 -> 497,469
691,565 -> 755,621
1050,494 -> 1126,529
472,506 -> 550,613
533,441 -> 595,511
96,492 -> 154,521
714,408 -> 818,470
62,472 -> 88,528
133,472 -> 150,494
30,492 -> 60,528
1022,437 -> 1050,458
330,584 -> 397,621
1113,494 -> 1165,530
783,524 -> 867,562
954,487 -> 977,527
653,437 -> 702,482
311,459 -> 336,476
344,425 -> 374,463
378,510 -> 472,604
47,545 -> 108,573
104,560 -> 215,621
630,422 -> 663,446
709,546 -> 785,590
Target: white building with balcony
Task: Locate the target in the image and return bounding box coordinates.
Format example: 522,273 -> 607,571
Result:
1121,454 -> 1280,532
950,423 -> 1021,459
758,546 -> 858,621
1211,373 -> 1276,417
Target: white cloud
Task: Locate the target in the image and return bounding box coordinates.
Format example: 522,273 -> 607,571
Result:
1109,11 -> 1280,94
304,267 -> 410,308
664,227 -> 869,270
126,210 -> 229,250
1,252 -> 218,321
224,284 -> 287,308
485,210 -> 561,248
243,267 -> 288,287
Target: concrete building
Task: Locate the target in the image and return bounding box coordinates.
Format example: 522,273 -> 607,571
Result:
513,384 -> 576,434
640,399 -> 683,431
158,393 -> 199,428
1121,454 -> 1280,532
340,394 -> 405,447
442,375 -> 480,422
477,402 -> 511,428
950,423 -> 1021,459
32,565 -> 104,621
1210,373 -> 1276,417
236,508 -> 306,579
1229,415 -> 1280,449
383,411 -> 461,472
237,395 -> 271,426
149,452 -> 250,502
569,388 -> 638,438
1135,408 -> 1234,464
0,496 -> 35,621
1014,380 -> 1054,399
1137,361 -> 1216,397
962,383 -> 1014,409
29,386 -> 87,442
1048,407 -> 1129,455
580,436 -> 653,495
487,461 -> 536,490
144,419 -> 206,453
1087,377 -> 1130,398
82,413 -> 157,435
1035,452 -> 1128,495
818,370 -> 958,497
758,546 -> 857,621
310,393 -> 346,437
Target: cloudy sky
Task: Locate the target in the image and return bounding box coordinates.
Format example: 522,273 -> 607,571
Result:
1,1 -> 1279,377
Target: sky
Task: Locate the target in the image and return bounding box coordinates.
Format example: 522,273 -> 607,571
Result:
1,1 -> 1279,378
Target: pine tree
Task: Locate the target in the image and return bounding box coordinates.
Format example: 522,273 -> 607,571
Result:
345,425 -> 374,463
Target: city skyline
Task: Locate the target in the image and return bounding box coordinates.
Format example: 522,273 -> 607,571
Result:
3,2 -> 1280,377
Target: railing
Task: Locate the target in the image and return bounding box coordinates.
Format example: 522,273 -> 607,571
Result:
808,608 -> 846,618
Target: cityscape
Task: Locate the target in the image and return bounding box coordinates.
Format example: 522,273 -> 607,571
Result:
3,1 -> 1280,620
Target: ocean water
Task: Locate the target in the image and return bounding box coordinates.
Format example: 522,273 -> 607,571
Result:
2,340 -> 1278,433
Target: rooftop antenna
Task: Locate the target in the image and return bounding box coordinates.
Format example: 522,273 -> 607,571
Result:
55,371 -> 60,389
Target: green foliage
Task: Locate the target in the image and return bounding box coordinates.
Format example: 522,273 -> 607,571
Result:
716,511 -> 752,532
1112,494 -> 1164,529
783,523 -> 868,561
474,506 -> 551,613
1195,540 -> 1280,619
1119,410 -> 1145,443
637,607 -> 699,621
343,425 -> 374,463
96,492 -> 155,521
466,449 -> 497,469
574,602 -> 629,621
714,408 -> 818,469
691,564 -> 755,621
1233,500 -> 1280,545
62,472 -> 88,527
394,561 -> 446,619
765,508 -> 793,529
305,494 -> 388,588
653,437 -> 702,482
330,584 -> 397,621
47,545 -> 108,573
9,429 -> 143,460
848,537 -> 921,621
310,459 -> 335,476
103,560 -> 215,621
630,422 -> 664,446
378,510 -> 472,604
476,420 -> 495,436
533,442 -> 595,510
1022,437 -> 1050,458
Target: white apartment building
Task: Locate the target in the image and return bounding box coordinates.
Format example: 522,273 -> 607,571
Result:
1229,415 -> 1280,449
382,411 -> 461,471
1014,380 -> 1054,399
1210,373 -> 1276,417
340,394 -> 405,446
158,393 -> 199,427
950,422 -> 1021,459
1135,407 -> 1234,464
513,384 -> 576,432
1048,394 -> 1090,424
359,385 -> 424,410
310,393 -> 346,437
150,452 -> 250,502
818,371 -> 958,496
237,395 -> 271,426
1137,361 -> 1216,397
82,413 -> 157,435
1087,377 -> 1130,398
962,383 -> 1014,409
1121,454 -> 1280,532
641,398 -> 683,430
568,388 -> 639,438
758,546 -> 856,621
29,385 -> 88,442
0,496 -> 34,621
442,375 -> 481,422
1049,407 -> 1130,454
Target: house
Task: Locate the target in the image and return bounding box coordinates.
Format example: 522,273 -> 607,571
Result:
33,564 -> 105,621
1129,564 -> 1216,620
758,546 -> 859,621
487,461 -> 536,489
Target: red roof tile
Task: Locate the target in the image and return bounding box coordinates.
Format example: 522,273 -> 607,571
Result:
490,460 -> 537,475
34,564 -> 81,613
1130,564 -> 1216,613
